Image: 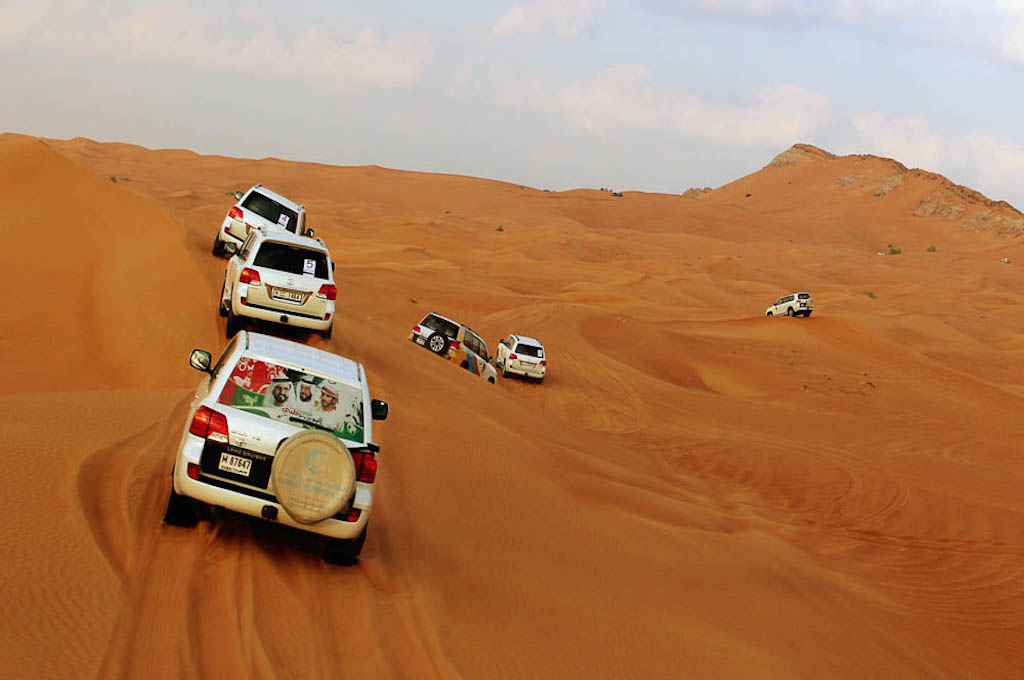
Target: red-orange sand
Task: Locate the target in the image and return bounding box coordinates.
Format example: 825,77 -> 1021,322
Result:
3,133 -> 1024,678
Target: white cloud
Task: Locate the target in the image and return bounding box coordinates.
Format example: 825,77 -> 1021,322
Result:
493,0 -> 608,39
642,1 -> 1024,68
843,112 -> 950,170
0,2 -> 431,94
495,63 -> 829,148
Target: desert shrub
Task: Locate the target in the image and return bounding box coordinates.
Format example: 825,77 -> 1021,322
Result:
495,225 -> 504,232
926,245 -> 937,252
888,245 -> 901,255
863,291 -> 876,299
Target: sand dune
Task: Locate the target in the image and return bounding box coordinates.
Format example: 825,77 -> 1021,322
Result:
3,133 -> 1024,678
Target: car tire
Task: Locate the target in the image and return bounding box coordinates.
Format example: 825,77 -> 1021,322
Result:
488,376 -> 496,384
225,310 -> 243,339
323,526 -> 367,565
766,312 -> 773,316
321,324 -> 333,340
786,308 -> 794,316
219,280 -> 229,318
427,332 -> 448,355
804,310 -> 813,317
212,236 -> 225,256
535,376 -> 545,383
163,483 -> 200,528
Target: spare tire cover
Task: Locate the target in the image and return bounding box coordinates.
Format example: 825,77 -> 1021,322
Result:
271,430 -> 355,524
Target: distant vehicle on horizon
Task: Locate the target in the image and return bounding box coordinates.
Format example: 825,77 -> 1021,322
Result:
495,333 -> 546,382
219,226 -> 337,339
765,292 -> 814,317
408,312 -> 498,384
213,184 -> 308,256
164,331 -> 390,564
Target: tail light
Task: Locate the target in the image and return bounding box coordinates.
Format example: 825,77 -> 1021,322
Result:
350,449 -> 378,483
449,340 -> 461,351
324,312 -> 331,321
187,462 -> 200,480
510,354 -> 518,361
189,406 -> 229,443
228,206 -> 244,221
240,268 -> 261,285
345,507 -> 362,522
318,283 -> 337,300
541,360 -> 547,366
413,325 -> 421,333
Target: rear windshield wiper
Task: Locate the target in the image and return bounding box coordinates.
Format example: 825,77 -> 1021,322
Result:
289,416 -> 334,432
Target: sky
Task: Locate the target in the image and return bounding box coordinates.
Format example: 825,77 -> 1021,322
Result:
3,0 -> 1024,207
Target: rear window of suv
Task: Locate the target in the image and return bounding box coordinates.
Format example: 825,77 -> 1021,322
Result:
243,191 -> 299,232
421,314 -> 459,339
217,356 -> 364,442
253,242 -> 329,278
515,343 -> 544,358
798,293 -> 810,299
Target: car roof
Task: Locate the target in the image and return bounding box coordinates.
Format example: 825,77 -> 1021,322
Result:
244,332 -> 361,385
425,311 -> 459,326
512,334 -> 543,346
248,185 -> 304,212
253,229 -> 329,253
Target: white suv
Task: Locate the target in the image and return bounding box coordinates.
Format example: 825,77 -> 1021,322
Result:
765,292 -> 815,317
495,334 -> 546,382
220,228 -> 337,339
213,184 -> 307,256
164,331 -> 390,564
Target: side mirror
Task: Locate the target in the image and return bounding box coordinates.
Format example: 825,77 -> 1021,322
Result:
224,242 -> 238,255
234,190 -> 244,200
331,262 -> 336,272
370,399 -> 389,421
305,228 -> 315,238
189,349 -> 213,374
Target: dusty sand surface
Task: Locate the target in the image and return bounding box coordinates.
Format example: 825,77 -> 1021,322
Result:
4,132 -> 1024,678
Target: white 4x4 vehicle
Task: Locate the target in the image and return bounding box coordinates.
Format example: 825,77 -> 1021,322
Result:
213,184 -> 307,256
408,312 -> 498,384
765,292 -> 815,317
164,331 -> 390,564
495,334 -> 546,382
220,228 -> 337,339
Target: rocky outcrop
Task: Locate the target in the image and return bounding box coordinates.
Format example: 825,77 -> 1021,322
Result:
682,187 -> 712,198
766,143 -> 837,168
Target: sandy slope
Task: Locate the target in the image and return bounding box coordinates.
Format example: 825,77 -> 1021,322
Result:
4,133 -> 1024,678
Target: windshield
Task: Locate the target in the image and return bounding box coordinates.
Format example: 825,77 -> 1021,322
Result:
253,242 -> 329,278
217,355 -> 364,442
515,343 -> 544,358
242,191 -> 299,232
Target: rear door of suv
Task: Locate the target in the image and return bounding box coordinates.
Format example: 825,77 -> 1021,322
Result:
241,190 -> 301,235
246,241 -> 333,319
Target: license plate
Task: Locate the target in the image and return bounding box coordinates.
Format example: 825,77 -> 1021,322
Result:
218,452 -> 252,476
415,336 -> 426,345
272,288 -> 305,303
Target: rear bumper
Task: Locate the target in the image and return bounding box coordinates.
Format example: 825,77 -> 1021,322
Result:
232,290 -> 333,331
173,436 -> 368,540
217,217 -> 246,243
505,363 -> 545,378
